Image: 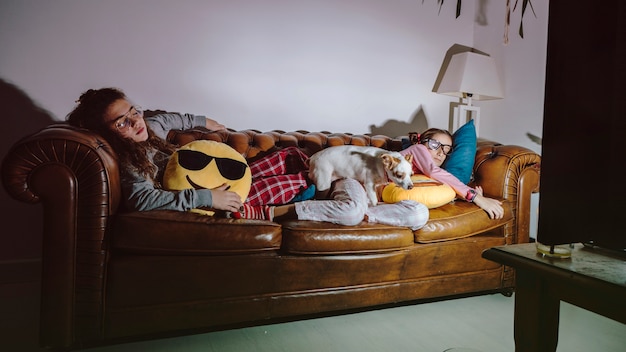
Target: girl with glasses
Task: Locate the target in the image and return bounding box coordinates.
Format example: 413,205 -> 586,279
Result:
66,87 -> 428,230
400,128 -> 504,220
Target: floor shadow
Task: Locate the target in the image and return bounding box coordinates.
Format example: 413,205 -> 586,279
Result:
0,79 -> 54,262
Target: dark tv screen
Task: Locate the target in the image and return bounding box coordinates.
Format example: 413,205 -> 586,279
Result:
536,0 -> 626,252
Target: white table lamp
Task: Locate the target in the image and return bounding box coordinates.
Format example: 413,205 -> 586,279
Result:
435,51 -> 503,136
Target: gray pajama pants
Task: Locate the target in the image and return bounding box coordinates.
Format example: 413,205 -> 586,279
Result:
295,178 -> 429,230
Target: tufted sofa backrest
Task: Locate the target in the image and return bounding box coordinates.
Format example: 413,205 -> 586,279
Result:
167,128 -> 406,161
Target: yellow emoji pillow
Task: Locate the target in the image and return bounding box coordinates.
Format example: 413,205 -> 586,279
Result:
164,140 -> 252,215
382,174 -> 456,209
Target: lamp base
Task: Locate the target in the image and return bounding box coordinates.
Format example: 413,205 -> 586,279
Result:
452,104 -> 480,135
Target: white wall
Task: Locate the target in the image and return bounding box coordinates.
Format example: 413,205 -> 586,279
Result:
1,0 -> 478,134
0,0 -> 548,260
473,0 -> 548,154
1,0 -> 548,142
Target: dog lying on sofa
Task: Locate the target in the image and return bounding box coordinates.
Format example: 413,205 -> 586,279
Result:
308,145 -> 414,206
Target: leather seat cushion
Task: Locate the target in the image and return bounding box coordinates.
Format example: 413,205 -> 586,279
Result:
112,210 -> 282,255
279,220 -> 415,255
415,199 -> 513,243
110,200 -> 512,255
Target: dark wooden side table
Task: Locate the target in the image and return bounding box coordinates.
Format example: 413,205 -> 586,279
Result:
482,243 -> 626,352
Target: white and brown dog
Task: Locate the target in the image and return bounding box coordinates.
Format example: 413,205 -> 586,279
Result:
308,145 -> 414,206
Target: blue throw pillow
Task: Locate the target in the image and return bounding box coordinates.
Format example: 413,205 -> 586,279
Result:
442,119 -> 476,184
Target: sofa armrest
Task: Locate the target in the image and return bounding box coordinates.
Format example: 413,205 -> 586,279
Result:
1,123 -> 120,347
473,140 -> 541,244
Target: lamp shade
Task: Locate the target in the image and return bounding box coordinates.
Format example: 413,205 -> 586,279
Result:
436,52 -> 503,101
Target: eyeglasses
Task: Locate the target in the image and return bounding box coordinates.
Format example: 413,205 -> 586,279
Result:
424,138 -> 453,155
113,106 -> 143,131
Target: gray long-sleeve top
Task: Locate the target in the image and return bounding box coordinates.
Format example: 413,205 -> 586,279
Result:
120,113 -> 212,212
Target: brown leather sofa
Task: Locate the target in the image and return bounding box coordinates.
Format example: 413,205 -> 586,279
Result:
1,124 -> 540,349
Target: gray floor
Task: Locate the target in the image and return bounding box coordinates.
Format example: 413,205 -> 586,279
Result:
2,280 -> 625,352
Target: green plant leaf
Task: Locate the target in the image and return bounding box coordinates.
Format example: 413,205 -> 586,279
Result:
427,0 -> 536,40
436,0 -> 463,18
517,0 -> 536,39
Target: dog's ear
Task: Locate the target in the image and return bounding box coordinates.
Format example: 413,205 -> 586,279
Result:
381,154 -> 399,169
404,154 -> 413,164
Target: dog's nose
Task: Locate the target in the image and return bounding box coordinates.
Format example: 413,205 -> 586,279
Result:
407,183 -> 414,190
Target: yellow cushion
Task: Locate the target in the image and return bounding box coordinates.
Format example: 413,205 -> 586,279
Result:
382,174 -> 456,209
164,140 -> 252,215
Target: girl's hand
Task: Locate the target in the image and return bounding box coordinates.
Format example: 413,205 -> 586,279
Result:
210,184 -> 243,212
473,192 -> 504,220
205,118 -> 226,131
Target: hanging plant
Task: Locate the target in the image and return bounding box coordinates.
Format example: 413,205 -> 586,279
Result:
431,0 -> 537,43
